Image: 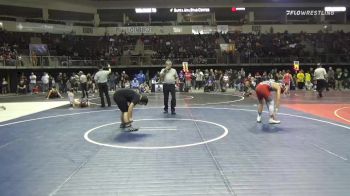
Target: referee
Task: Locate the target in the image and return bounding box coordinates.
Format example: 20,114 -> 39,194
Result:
314,63 -> 327,98
94,64 -> 111,107
160,60 -> 179,115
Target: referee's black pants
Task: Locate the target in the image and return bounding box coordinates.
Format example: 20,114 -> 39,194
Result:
98,83 -> 111,107
316,79 -> 326,97
163,83 -> 176,112
80,82 -> 88,98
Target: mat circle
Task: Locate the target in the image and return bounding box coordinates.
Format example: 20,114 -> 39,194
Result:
84,118 -> 228,150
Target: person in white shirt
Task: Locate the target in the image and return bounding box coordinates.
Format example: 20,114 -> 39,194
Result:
2,78 -> 8,94
195,69 -> 204,90
160,59 -> 179,115
41,72 -> 49,93
79,71 -> 88,98
314,63 -> 327,98
29,72 -> 36,94
94,64 -> 111,107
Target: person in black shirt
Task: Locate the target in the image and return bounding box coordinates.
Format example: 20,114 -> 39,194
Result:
17,79 -> 27,94
46,86 -> 64,99
113,89 -> 148,131
62,73 -> 68,93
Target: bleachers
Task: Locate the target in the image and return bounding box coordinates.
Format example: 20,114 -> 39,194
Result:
1,29 -> 350,68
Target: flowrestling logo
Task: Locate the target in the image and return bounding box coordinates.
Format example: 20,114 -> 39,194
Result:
286,10 -> 335,16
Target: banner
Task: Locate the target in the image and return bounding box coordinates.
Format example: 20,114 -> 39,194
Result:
126,26 -> 152,34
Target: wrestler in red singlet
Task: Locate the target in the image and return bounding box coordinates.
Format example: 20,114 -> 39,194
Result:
255,80 -> 285,124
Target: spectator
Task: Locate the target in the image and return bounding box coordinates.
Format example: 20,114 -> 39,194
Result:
29,72 -> 37,94
124,79 -> 131,88
131,78 -> 140,89
343,69 -> 349,89
283,70 -> 292,95
56,73 -> 63,93
184,70 -> 192,91
136,70 -> 146,85
108,72 -> 116,91
2,78 -> 8,94
86,73 -> 94,94
139,82 -> 150,93
70,73 -> 79,92
222,72 -> 230,92
195,69 -> 204,90
120,71 -> 129,88
17,79 -> 27,94
115,72 -> 121,88
305,71 -> 313,91
79,71 -> 88,98
296,70 -> 305,89
46,86 -> 63,99
327,67 -> 335,90
214,70 -> 222,92
48,75 -> 55,90
31,51 -> 38,66
335,68 -> 343,90
41,72 -> 49,93
62,73 -> 68,93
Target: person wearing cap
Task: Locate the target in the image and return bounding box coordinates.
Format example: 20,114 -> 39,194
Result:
160,59 -> 179,115
79,71 -> 88,98
94,64 -> 111,107
314,63 -> 327,97
255,80 -> 286,124
113,89 -> 148,132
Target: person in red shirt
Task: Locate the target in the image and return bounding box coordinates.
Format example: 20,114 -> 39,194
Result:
184,70 -> 192,91
283,70 -> 292,96
256,80 -> 285,124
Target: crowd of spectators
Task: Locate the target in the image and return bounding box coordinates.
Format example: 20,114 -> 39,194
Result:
150,66 -> 350,93
2,30 -> 350,66
224,30 -> 350,64
1,65 -> 349,96
0,69 -> 150,95
0,31 -> 21,66
149,33 -> 218,64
